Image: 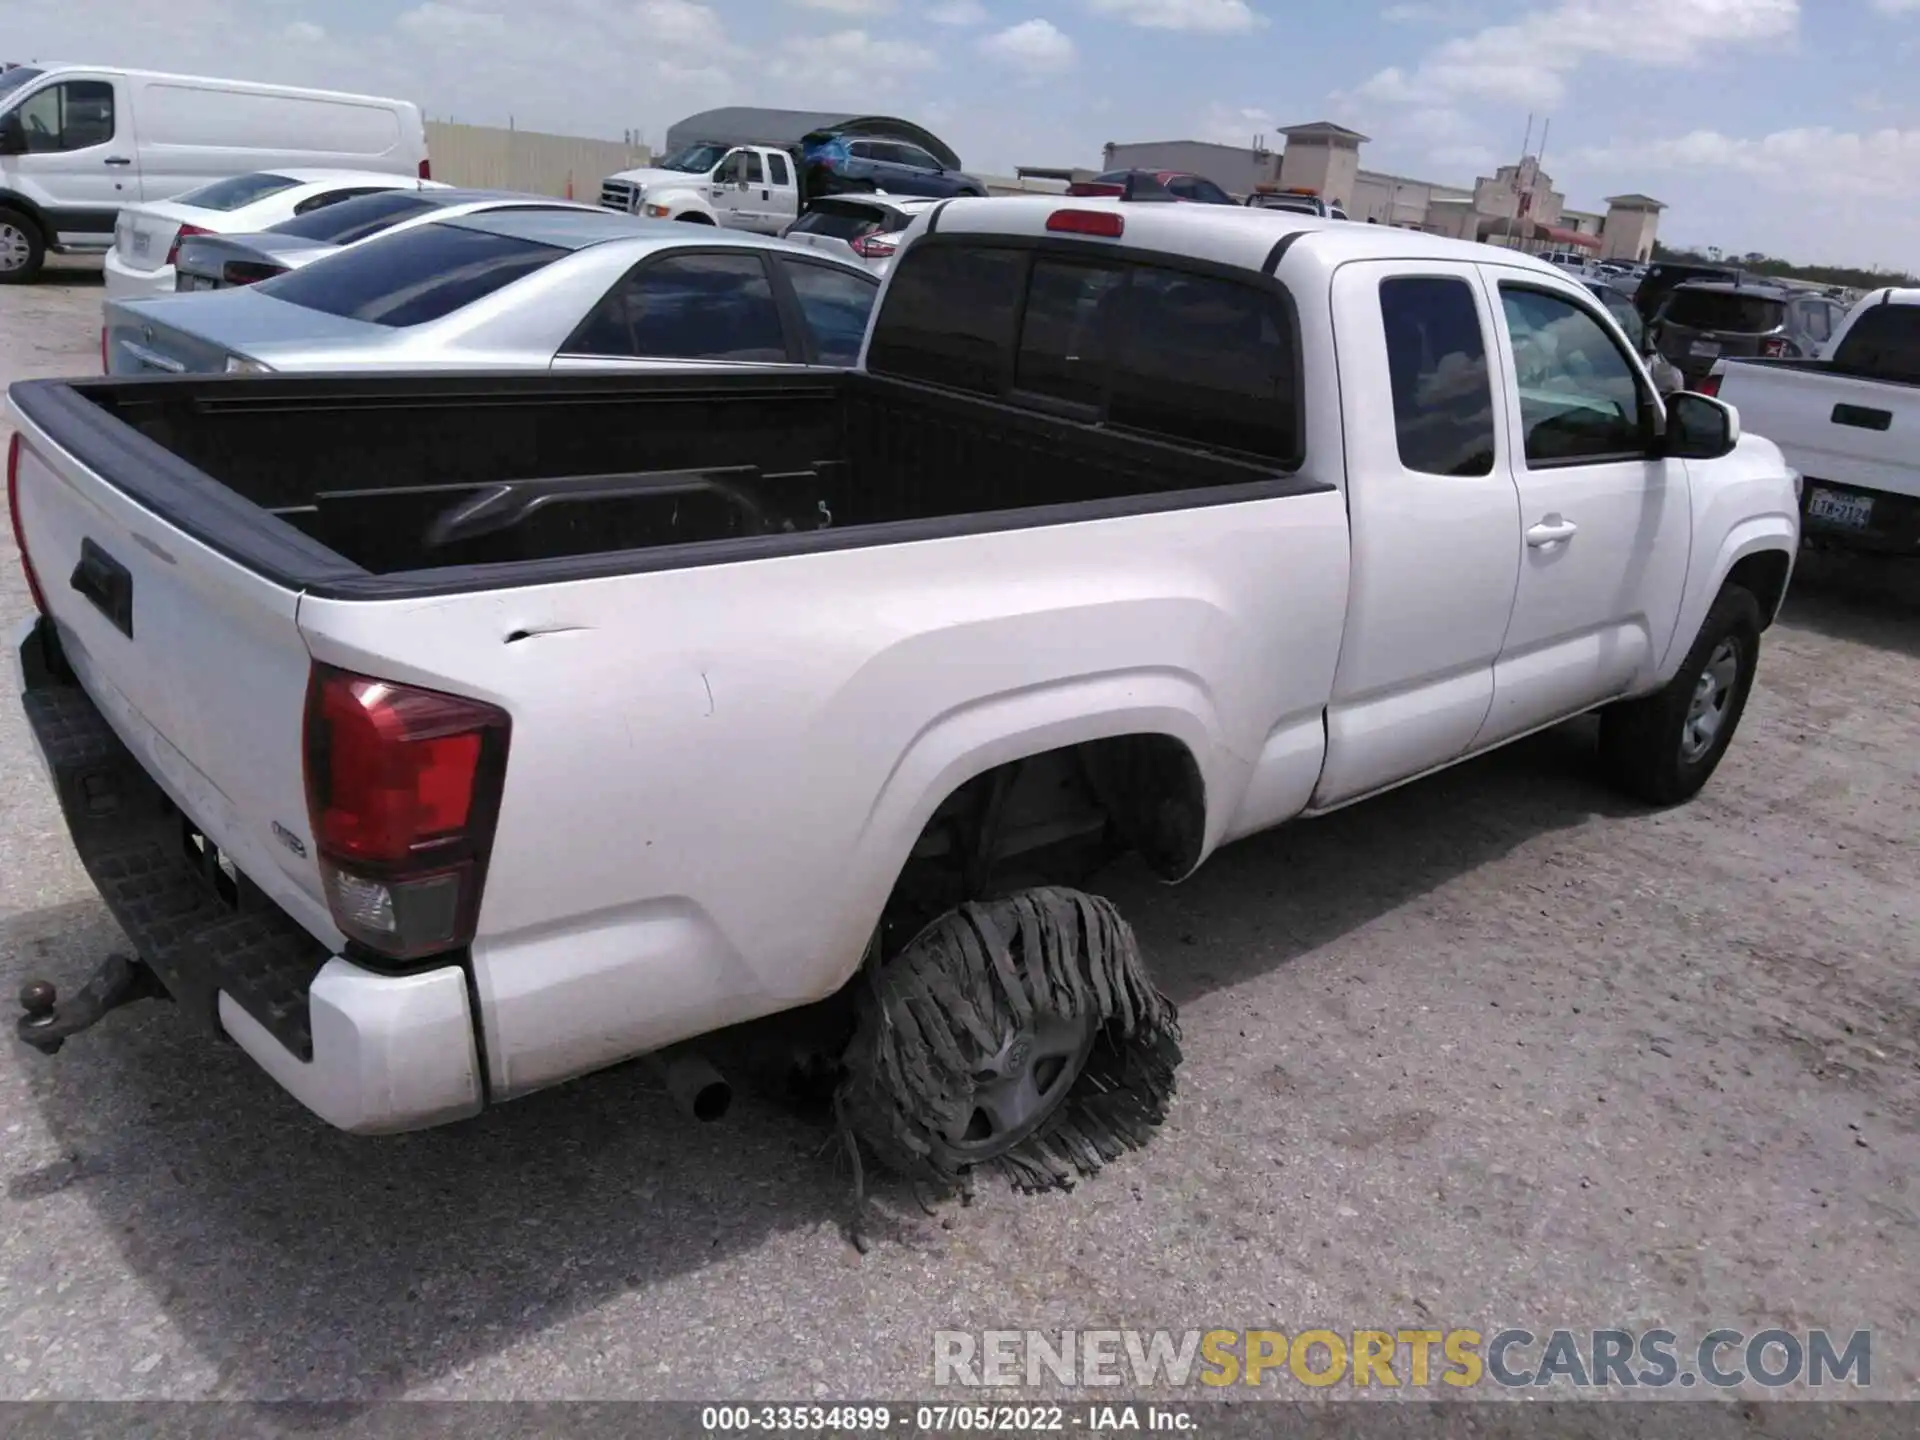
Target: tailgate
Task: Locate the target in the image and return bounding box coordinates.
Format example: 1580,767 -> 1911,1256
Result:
1723,363 -> 1920,500
7,406 -> 336,944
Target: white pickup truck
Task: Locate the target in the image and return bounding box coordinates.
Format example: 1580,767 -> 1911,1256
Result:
1706,287 -> 1920,553
598,142 -> 798,232
7,199 -> 1800,1196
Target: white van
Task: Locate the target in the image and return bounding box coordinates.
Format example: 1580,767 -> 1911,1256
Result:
0,63 -> 427,282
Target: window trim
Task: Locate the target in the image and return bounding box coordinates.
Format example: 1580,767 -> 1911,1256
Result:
868,231 -> 1308,470
558,244 -> 805,365
1494,277 -> 1659,471
767,254 -> 880,367
17,76 -> 117,153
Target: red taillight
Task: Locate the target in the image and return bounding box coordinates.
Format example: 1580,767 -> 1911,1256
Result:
164,222 -> 211,268
7,432 -> 47,615
1696,373 -> 1723,398
419,158 -> 432,181
849,231 -> 899,258
221,261 -> 285,287
1760,336 -> 1788,358
1047,209 -> 1124,237
303,663 -> 511,962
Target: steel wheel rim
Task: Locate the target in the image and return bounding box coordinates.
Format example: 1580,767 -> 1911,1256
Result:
0,222 -> 29,272
1680,638 -> 1740,763
943,1011 -> 1098,1159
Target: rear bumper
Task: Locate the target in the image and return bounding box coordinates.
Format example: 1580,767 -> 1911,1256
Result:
1798,478 -> 1920,554
101,248 -> 176,301
12,615 -> 483,1133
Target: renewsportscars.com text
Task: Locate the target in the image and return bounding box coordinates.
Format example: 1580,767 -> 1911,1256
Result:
933,1327 -> 1871,1390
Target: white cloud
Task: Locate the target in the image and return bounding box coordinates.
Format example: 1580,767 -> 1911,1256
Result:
1577,125 -> 1920,199
929,0 -> 989,20
1428,143 -> 1496,169
397,2 -> 508,41
1382,1 -> 1480,21
978,18 -> 1077,73
1085,0 -> 1266,32
768,28 -> 940,93
285,20 -> 325,42
789,0 -> 897,14
1196,104 -> 1281,146
1347,0 -> 1798,112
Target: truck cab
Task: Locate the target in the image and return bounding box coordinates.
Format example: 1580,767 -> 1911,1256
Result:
598,141 -> 799,233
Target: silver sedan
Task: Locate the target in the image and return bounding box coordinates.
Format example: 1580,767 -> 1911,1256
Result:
105,209 -> 882,377
170,187 -> 608,292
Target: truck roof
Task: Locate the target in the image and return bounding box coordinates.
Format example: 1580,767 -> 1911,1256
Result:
928,195 -> 1567,282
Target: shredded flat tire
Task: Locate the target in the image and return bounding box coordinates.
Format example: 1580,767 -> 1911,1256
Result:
836,886 -> 1182,1195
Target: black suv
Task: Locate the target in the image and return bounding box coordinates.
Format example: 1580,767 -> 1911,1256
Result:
1634,260 -> 1741,323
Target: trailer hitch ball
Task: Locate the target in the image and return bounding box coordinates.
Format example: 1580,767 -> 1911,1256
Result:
20,980 -> 58,1026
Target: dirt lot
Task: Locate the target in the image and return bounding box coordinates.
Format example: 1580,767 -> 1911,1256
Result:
0,265 -> 1915,1404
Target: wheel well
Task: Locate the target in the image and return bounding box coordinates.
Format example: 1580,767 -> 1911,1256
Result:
1726,549 -> 1793,629
0,192 -> 47,240
880,734 -> 1207,953
675,211 -> 716,224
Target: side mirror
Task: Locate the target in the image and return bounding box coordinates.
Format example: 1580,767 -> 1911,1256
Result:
0,111 -> 24,156
1665,390 -> 1739,459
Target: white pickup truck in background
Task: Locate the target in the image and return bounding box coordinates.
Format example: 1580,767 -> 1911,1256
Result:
9,200 -> 1799,1199
1707,287 -> 1920,553
598,142 -> 798,232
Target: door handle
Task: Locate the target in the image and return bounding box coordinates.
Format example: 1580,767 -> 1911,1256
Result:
103,156 -> 133,166
1526,516 -> 1578,547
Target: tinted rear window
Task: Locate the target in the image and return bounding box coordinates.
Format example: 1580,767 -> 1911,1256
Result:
1663,290 -> 1786,333
255,223 -> 565,327
267,189 -> 438,244
789,202 -> 895,240
1830,302 -> 1920,383
175,172 -> 301,212
1380,276 -> 1495,477
869,240 -> 1298,463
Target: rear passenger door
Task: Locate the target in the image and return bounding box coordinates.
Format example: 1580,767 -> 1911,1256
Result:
770,256 -> 879,366
1312,260 -> 1522,809
553,250 -> 799,370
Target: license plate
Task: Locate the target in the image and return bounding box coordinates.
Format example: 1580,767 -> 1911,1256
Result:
176,274 -> 214,292
1807,487 -> 1873,529
131,232 -> 148,258
1688,340 -> 1720,358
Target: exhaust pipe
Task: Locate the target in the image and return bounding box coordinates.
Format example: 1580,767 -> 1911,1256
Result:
653,1046 -> 732,1123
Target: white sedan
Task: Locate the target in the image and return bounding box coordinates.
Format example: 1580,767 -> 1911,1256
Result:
104,170 -> 448,300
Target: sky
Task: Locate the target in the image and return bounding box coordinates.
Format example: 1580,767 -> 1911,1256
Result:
6,0 -> 1920,268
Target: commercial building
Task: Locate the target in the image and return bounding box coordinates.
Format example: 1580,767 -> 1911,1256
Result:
1096,123 -> 1663,262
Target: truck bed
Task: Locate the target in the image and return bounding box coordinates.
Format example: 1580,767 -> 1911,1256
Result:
13,370 -> 1309,599
1715,353 -> 1919,549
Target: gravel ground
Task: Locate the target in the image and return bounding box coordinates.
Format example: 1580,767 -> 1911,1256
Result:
0,266 -> 1915,1406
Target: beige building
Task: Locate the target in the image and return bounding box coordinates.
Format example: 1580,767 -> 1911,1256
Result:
1097,123 -> 1663,259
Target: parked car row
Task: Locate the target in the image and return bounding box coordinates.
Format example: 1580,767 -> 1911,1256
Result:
101,173 -> 884,380
0,61 -> 428,283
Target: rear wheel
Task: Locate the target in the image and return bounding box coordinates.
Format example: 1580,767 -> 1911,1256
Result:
0,208 -> 45,284
1598,585 -> 1762,805
837,886 -> 1181,1194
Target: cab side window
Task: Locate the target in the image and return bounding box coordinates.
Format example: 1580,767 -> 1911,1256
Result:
1499,285 -> 1648,465
17,80 -> 115,152
1380,276 -> 1496,477
767,152 -> 791,187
